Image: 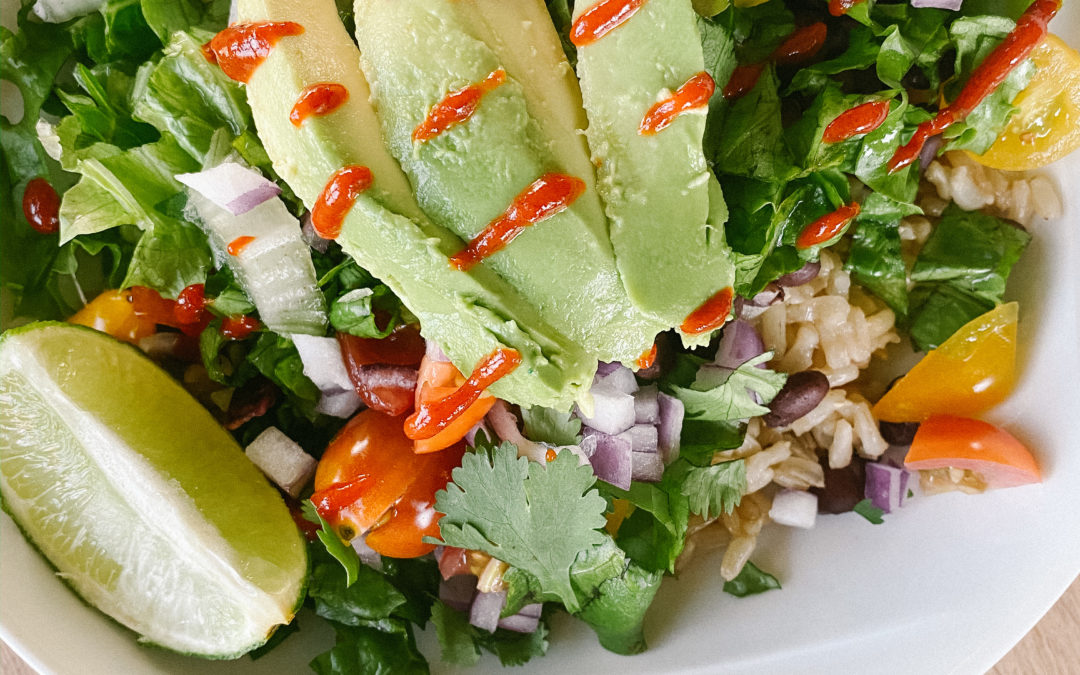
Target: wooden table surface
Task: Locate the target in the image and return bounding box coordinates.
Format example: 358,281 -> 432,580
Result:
3,574 -> 1077,674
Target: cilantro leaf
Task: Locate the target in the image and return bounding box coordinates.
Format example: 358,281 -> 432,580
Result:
853,499 -> 885,525
302,501 -> 361,587
310,624 -> 428,675
429,443 -> 608,612
521,405 -> 582,446
680,459 -> 747,520
722,561 -> 781,597
669,353 -> 787,422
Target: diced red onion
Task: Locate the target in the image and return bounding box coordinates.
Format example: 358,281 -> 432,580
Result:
911,0 -> 962,11
634,385 -> 660,424
436,546 -> 471,580
631,451 -> 664,482
657,392 -> 683,465
517,603 -> 542,618
350,534 -> 383,571
577,386 -> 636,435
865,461 -> 911,513
595,365 -> 638,394
775,261 -> 821,287
440,574 -> 478,613
595,361 -> 621,377
469,590 -> 507,633
176,162 -> 282,216
300,212 -> 331,254
920,133 -> 944,170
487,400 -> 547,463
630,424 -> 658,454
747,284 -> 784,307
497,612 -> 540,634
768,489 -> 819,528
583,428 -> 633,489
425,339 -> 451,363
464,420 -> 490,447
714,320 -> 765,370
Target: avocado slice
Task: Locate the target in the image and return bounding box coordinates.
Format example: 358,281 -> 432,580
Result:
237,0 -> 594,408
353,0 -> 664,363
574,0 -> 734,339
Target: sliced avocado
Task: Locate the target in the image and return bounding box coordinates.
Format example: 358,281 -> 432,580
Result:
353,0 -> 664,363
238,0 -> 594,408
574,0 -> 734,339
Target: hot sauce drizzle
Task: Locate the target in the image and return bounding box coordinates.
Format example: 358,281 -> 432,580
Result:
450,173 -> 586,271
173,283 -> 207,326
221,315 -> 260,340
311,165 -> 374,239
822,100 -> 891,144
640,72 -> 715,135
205,21 -> 304,84
887,0 -> 1060,173
570,0 -> 647,47
404,348 -> 522,440
681,287 -> 735,335
227,235 -> 256,256
636,343 -> 658,370
290,83 -> 349,127
22,177 -> 60,235
796,202 -> 861,250
414,69 -> 506,143
828,0 -> 866,17
723,22 -> 826,100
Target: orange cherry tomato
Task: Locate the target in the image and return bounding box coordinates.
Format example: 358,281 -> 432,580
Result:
68,290 -> 157,343
904,415 -> 1041,489
365,441 -> 466,558
313,410 -> 423,539
411,353 -> 495,454
873,303 -> 1017,423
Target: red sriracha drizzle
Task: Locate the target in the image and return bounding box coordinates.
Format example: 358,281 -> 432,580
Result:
796,202 -> 861,250
570,0 -> 647,47
450,173 -> 585,271
22,178 -> 60,235
227,235 -> 256,256
681,287 -> 734,335
723,22 -> 827,100
173,284 -> 207,326
636,343 -> 658,370
640,72 -> 714,135
828,0 -> 865,17
204,22 -> 304,83
888,0 -> 1060,173
290,83 -> 349,127
221,315 -> 260,340
413,69 -> 506,143
822,100 -> 891,143
311,165 -> 374,239
404,348 -> 521,440
130,284 -> 210,336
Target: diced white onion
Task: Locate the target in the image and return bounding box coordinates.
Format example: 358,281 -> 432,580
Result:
577,386 -> 636,435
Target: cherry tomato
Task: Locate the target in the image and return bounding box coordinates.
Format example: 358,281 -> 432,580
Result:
904,415 -> 1040,489
973,35 -> 1080,171
873,303 -> 1017,423
68,290 -> 157,343
411,353 -> 495,454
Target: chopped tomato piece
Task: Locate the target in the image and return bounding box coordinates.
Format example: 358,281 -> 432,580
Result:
873,303 -> 1017,423
904,415 -> 1040,489
68,290 -> 157,343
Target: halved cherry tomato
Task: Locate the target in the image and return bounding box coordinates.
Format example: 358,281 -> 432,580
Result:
68,290 -> 157,343
365,441 -> 466,558
411,352 -> 494,454
904,415 -> 1041,489
873,303 -> 1017,423
972,34 -> 1080,171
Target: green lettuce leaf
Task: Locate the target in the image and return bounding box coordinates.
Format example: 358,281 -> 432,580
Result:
722,561 -> 781,597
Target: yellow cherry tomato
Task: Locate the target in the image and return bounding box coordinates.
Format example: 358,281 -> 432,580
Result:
67,289 -> 157,343
873,302 -> 1017,423
972,34 -> 1080,171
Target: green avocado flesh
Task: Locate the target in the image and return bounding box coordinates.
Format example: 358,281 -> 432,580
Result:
353,0 -> 664,363
574,0 -> 734,335
238,0 -> 594,409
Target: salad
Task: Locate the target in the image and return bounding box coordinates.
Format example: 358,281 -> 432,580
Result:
1,0 -> 1078,672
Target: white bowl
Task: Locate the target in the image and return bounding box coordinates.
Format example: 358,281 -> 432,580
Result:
3,5 -> 1078,674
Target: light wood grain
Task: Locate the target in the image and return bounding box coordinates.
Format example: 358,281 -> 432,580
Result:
3,574 -> 1078,674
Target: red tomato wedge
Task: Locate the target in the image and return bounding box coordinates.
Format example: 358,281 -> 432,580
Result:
904,415 -> 1041,489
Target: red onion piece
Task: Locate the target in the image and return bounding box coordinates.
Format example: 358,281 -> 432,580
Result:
497,612 -> 540,634
350,534 -> 383,571
595,361 -> 622,377
630,424 -> 658,454
347,364 -> 417,416
469,590 -> 507,633
768,489 -> 818,528
911,0 -> 962,10
633,384 -> 660,424
487,400 -> 547,463
747,284 -> 784,307
425,338 -> 451,363
577,387 -> 636,435
657,392 -> 683,465
582,428 -> 633,489
440,574 -> 478,613
865,462 -> 910,513
176,162 -> 282,216
300,212 -> 332,254
631,451 -> 664,482
919,133 -> 944,170
714,320 -> 766,370
595,365 -> 638,394
775,261 -> 821,288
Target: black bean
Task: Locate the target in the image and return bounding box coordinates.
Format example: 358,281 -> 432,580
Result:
763,370 -> 831,428
812,457 -> 866,514
879,420 -> 920,446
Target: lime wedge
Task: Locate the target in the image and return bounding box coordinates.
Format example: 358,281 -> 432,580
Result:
0,322 -> 307,658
